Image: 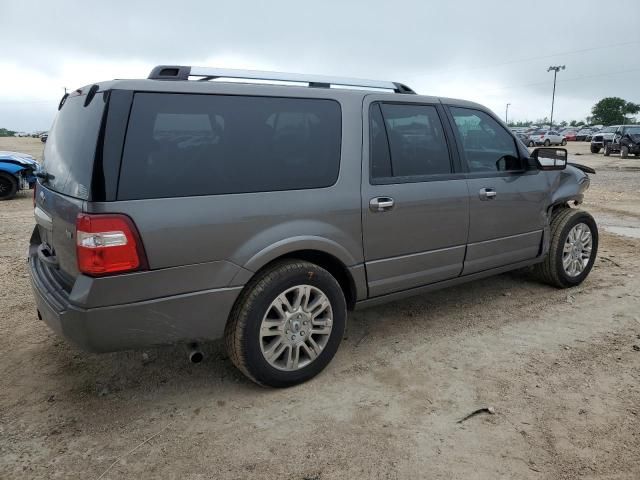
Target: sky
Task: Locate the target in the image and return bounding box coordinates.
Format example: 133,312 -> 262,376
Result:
1,0 -> 639,132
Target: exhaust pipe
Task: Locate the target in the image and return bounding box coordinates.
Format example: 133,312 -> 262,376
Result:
188,343 -> 204,364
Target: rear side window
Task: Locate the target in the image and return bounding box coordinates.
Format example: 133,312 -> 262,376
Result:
450,107 -> 521,173
118,93 -> 341,199
369,103 -> 452,180
42,93 -> 105,199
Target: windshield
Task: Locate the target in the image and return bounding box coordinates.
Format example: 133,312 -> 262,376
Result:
42,93 -> 105,199
601,126 -> 618,133
623,126 -> 640,135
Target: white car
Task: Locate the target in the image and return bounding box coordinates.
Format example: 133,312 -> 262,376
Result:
527,129 -> 567,147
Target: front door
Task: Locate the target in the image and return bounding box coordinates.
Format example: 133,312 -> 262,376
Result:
446,106 -> 550,275
361,99 -> 469,297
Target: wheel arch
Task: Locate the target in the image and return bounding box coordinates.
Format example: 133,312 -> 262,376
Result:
238,238 -> 362,310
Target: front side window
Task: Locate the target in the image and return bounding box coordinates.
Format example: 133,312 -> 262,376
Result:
450,107 -> 521,173
118,93 -> 341,199
369,103 -> 452,179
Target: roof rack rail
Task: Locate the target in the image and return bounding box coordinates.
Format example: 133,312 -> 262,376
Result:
147,65 -> 416,94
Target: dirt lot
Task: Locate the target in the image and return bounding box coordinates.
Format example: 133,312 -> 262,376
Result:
1,137 -> 639,479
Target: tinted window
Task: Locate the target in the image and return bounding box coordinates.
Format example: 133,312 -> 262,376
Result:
42,93 -> 105,199
370,103 -> 451,179
118,93 -> 341,199
369,104 -> 392,178
450,107 -> 521,173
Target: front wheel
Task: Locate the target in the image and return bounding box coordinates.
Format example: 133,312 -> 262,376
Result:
621,146 -> 629,158
561,139 -> 567,146
528,140 -> 535,147
534,208 -> 598,288
0,172 -> 18,200
590,145 -> 600,154
225,260 -> 346,387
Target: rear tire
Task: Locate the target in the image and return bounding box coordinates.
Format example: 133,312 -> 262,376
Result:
225,260 -> 346,387
528,140 -> 535,147
621,146 -> 629,158
534,208 -> 598,288
0,173 -> 18,200
603,144 -> 611,156
544,139 -> 551,146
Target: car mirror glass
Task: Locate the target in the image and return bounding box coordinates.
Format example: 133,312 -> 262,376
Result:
533,148 -> 567,170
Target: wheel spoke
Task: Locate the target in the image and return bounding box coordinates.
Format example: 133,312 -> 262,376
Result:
304,338 -> 321,358
276,293 -> 294,315
311,325 -> 332,336
264,338 -> 286,362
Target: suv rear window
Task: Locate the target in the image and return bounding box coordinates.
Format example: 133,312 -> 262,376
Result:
118,93 -> 341,199
42,93 -> 105,199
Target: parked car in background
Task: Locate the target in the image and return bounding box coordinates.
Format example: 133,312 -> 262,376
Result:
28,65 -> 597,387
576,128 -> 594,141
527,130 -> 567,147
603,125 -> 640,157
563,130 -> 578,141
39,132 -> 48,143
0,151 -> 39,200
590,125 -> 619,153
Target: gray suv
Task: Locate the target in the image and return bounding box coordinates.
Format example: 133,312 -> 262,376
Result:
29,65 -> 598,387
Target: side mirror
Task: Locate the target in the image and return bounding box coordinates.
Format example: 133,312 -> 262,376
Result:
532,147 -> 567,170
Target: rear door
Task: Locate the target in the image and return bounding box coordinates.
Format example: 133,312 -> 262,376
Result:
361,97 -> 469,297
34,91 -> 106,282
445,106 -> 549,274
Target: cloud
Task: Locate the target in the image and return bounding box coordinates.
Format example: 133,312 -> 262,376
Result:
2,0 -> 639,130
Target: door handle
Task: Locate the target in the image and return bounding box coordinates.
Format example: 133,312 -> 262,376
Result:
369,196 -> 395,212
479,188 -> 497,200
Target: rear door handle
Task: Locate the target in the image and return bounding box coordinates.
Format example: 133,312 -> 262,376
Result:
479,188 -> 497,200
369,196 -> 395,212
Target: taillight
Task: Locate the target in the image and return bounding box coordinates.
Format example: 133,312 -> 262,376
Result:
540,135 -> 544,138
76,213 -> 147,276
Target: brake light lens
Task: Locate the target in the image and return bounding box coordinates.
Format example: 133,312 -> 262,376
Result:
76,214 -> 147,276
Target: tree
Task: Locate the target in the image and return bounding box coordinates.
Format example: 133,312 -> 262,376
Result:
559,120 -> 568,127
591,97 -> 640,125
0,128 -> 17,137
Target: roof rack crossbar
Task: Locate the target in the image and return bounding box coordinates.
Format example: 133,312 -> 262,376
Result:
148,65 -> 415,94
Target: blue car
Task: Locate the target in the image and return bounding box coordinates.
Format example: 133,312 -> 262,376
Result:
0,151 -> 40,200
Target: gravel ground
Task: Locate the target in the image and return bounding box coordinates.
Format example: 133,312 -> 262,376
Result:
1,138 -> 639,479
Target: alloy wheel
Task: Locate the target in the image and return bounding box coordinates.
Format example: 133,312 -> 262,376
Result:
259,285 -> 333,371
562,223 -> 592,277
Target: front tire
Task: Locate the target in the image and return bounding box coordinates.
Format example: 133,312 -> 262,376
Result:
0,173 -> 18,200
528,140 -> 535,147
621,146 -> 629,158
534,208 -> 598,288
590,145 -> 600,154
561,139 -> 567,146
225,260 -> 346,387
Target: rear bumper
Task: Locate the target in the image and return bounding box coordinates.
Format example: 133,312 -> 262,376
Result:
29,253 -> 242,353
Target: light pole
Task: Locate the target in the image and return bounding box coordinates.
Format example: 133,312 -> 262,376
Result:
547,65 -> 565,128
505,103 -> 511,125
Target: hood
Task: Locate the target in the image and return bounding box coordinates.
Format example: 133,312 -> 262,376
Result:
0,151 -> 39,167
